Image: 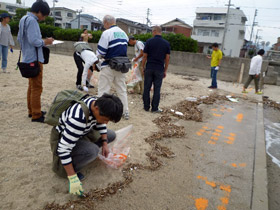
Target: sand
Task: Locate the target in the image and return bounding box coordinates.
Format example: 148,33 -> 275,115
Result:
0,50 -> 279,210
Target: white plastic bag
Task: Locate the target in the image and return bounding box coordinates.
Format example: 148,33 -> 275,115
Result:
98,125 -> 133,169
126,62 -> 142,88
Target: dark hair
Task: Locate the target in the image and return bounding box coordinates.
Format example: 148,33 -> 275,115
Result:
83,29 -> 87,32
257,49 -> 265,56
31,0 -> 50,16
212,43 -> 219,48
95,93 -> 123,122
129,36 -> 135,41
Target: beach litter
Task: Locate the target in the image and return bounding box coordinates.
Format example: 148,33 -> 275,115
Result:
226,95 -> 239,103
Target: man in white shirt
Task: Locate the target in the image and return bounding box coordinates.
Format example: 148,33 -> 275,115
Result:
243,49 -> 265,95
74,49 -> 100,92
96,15 -> 130,120
129,36 -> 144,94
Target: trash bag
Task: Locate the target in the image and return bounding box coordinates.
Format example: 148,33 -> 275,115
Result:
126,62 -> 142,89
98,125 -> 133,169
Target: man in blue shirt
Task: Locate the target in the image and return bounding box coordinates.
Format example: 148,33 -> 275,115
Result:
141,26 -> 170,112
17,0 -> 53,122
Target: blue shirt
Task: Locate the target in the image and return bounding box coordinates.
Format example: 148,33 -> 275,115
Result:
144,35 -> 170,71
17,12 -> 44,63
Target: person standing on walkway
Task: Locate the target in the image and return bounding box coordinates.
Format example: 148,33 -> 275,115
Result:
141,26 -> 170,113
242,49 -> 265,95
80,29 -> 92,42
128,36 -> 144,94
0,13 -> 14,73
207,43 -> 223,89
96,15 -> 130,120
17,0 -> 54,122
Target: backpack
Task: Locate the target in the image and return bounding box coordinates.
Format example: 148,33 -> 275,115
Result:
74,42 -> 93,53
45,90 -> 90,126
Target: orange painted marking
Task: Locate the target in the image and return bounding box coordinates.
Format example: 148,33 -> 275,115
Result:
213,132 -> 221,136
221,197 -> 229,205
213,113 -> 222,117
217,206 -> 227,210
200,153 -> 204,157
196,132 -> 202,136
211,109 -> 218,111
211,136 -> 219,140
231,163 -> 237,168
197,176 -> 216,188
224,140 -> 234,145
229,133 -> 236,137
226,136 -> 235,141
195,198 -> 208,210
215,129 -> 222,133
208,140 -> 216,145
217,126 -> 224,129
220,185 -> 231,193
203,126 -> 208,129
239,163 -> 247,167
199,129 -> 206,133
236,113 -> 244,122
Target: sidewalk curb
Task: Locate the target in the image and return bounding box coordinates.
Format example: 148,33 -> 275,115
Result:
251,102 -> 268,210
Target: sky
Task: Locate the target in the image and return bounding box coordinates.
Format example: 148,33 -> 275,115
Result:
7,0 -> 280,46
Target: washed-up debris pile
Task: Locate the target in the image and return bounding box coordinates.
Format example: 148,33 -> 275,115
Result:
263,96 -> 280,111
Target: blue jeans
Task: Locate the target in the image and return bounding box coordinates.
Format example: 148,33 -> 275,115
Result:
0,45 -> 8,70
143,69 -> 164,111
211,67 -> 218,88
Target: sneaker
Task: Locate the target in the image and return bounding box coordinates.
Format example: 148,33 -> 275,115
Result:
2,69 -> 6,73
256,91 -> 263,95
144,108 -> 149,112
28,111 -> 46,118
123,112 -> 129,120
86,83 -> 95,88
152,108 -> 163,113
77,172 -> 85,181
76,85 -> 83,91
31,115 -> 45,123
242,90 -> 248,93
208,86 -> 213,88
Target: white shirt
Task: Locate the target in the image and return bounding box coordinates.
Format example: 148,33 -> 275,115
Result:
249,55 -> 263,75
134,41 -> 144,62
80,50 -> 98,85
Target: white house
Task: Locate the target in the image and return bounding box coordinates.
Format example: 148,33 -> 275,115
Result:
71,14 -> 102,31
191,7 -> 247,57
0,1 -> 26,15
50,7 -> 76,29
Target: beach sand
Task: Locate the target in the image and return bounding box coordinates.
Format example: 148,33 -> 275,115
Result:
0,50 -> 279,209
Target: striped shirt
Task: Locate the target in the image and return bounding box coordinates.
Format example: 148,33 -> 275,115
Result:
96,25 -> 128,66
55,97 -> 107,165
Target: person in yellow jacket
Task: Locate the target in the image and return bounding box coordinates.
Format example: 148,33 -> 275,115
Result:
207,43 -> 223,89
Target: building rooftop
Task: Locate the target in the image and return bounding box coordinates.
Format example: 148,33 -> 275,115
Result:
117,18 -> 151,30
161,18 -> 192,29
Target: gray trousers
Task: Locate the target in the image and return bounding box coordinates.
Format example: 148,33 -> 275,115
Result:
244,75 -> 259,92
50,127 -> 116,178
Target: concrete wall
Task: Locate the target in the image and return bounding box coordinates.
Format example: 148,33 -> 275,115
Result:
13,37 -> 278,85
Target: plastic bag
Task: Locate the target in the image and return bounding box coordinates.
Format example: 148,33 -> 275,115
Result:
98,125 -> 133,169
126,62 -> 142,88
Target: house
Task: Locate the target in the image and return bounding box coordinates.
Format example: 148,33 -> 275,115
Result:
50,7 -> 76,28
161,18 -> 192,37
71,14 -> 102,31
273,37 -> 280,51
191,7 -> 247,57
0,1 -> 26,15
116,18 -> 151,34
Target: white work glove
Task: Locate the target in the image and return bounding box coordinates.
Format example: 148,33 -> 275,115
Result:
83,86 -> 89,92
215,66 -> 219,71
68,174 -> 84,196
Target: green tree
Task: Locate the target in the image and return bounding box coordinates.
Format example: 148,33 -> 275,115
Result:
41,16 -> 54,26
13,8 -> 30,21
0,10 -> 9,15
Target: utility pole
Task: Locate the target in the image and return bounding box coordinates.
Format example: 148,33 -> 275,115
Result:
146,8 -> 151,26
249,9 -> 258,44
53,0 -> 58,27
254,29 -> 262,46
221,0 -> 234,53
76,8 -> 83,29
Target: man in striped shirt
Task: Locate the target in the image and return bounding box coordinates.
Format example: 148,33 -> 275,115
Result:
96,15 -> 130,120
50,94 -> 123,196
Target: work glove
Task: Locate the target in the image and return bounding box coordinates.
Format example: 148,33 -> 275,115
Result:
83,86 -> 89,92
215,66 -> 219,71
68,174 -> 84,196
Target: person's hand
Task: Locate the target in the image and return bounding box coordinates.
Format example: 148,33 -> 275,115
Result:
102,142 -> 109,158
83,86 -> 89,92
207,55 -> 211,59
255,74 -> 259,78
215,66 -> 219,71
68,174 -> 84,196
44,37 -> 54,46
10,45 -> 13,49
134,57 -> 139,62
163,71 -> 167,78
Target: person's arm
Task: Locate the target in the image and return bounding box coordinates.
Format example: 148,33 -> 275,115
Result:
255,58 -> 263,76
134,49 -> 144,62
26,19 -> 50,47
96,32 -> 108,58
141,53 -> 148,74
95,123 -> 109,157
164,54 -> 170,78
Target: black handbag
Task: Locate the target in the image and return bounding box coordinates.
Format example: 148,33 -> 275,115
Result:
17,48 -> 40,78
42,46 -> 50,64
108,56 -> 131,73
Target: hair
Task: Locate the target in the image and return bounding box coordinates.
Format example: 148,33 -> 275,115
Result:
212,43 -> 219,48
257,49 -> 265,55
103,15 -> 116,25
152,26 -> 162,33
129,36 -> 136,41
83,28 -> 87,32
31,0 -> 50,16
94,93 -> 123,123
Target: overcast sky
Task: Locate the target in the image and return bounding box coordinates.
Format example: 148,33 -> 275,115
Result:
7,0 -> 280,46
